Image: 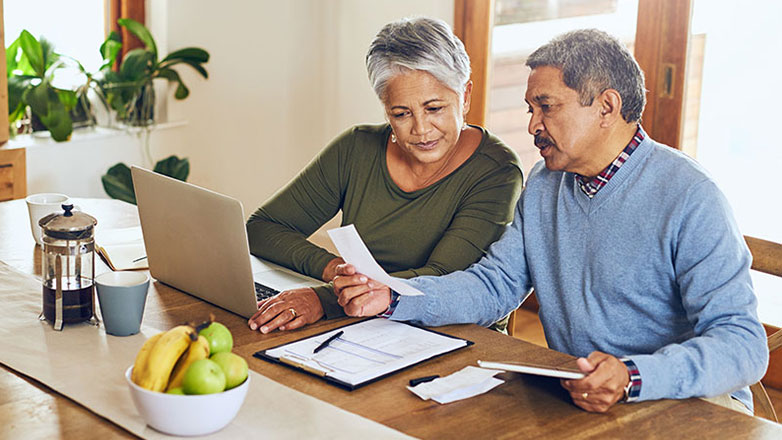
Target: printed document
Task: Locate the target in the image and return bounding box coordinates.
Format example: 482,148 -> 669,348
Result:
263,319 -> 467,387
327,224 -> 423,296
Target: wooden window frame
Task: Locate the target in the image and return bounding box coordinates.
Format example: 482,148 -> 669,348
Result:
453,0 -> 692,149
108,0 -> 146,62
1,0 -> 8,145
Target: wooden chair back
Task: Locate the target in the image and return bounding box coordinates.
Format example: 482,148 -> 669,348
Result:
745,235 -> 782,422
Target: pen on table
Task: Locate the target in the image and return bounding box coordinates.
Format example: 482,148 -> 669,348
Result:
313,330 -> 343,354
409,375 -> 440,387
132,255 -> 147,263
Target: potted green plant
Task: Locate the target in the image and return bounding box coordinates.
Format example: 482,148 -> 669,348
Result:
98,18 -> 209,204
6,30 -> 95,141
97,18 -> 209,127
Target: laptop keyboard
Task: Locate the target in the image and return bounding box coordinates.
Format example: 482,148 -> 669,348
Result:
254,282 -> 280,301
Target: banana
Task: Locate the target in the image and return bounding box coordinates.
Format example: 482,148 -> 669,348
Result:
134,325 -> 197,392
131,332 -> 164,384
165,334 -> 210,391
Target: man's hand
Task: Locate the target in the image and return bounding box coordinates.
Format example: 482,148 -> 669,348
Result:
560,351 -> 630,412
247,287 -> 324,333
333,263 -> 392,316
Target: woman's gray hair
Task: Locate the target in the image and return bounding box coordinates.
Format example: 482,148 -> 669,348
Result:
366,17 -> 471,100
526,29 -> 646,123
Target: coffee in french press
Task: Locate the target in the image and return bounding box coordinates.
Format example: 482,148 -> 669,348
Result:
38,204 -> 98,330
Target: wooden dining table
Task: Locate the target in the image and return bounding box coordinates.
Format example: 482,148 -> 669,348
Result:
1,197 -> 780,439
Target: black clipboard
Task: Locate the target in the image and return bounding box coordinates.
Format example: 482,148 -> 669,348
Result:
253,318 -> 473,391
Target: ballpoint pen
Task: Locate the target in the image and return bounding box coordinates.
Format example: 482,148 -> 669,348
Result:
313,330 -> 343,354
132,255 -> 148,263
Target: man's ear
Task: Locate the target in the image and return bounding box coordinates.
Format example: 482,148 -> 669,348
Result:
597,89 -> 623,127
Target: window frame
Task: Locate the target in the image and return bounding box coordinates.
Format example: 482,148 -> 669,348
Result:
453,0 -> 693,149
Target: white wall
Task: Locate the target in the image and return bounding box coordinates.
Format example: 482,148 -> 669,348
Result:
148,0 -> 454,214
20,128 -> 145,198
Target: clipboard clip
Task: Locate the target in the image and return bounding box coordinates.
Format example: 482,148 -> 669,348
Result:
279,354 -> 332,377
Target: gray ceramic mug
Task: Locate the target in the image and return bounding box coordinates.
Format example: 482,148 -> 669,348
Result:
96,271 -> 150,336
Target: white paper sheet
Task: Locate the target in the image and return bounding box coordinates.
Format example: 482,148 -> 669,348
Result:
407,366 -> 504,404
327,224 -> 423,296
432,377 -> 505,404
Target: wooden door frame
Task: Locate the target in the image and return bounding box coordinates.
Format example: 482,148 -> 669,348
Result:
1,0 -> 8,145
454,0 -> 495,127
633,0 -> 692,149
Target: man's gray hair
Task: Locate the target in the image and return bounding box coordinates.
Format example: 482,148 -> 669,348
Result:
366,17 -> 471,100
526,29 -> 646,123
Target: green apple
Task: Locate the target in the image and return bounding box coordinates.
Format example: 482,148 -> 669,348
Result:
166,387 -> 185,395
182,359 -> 226,395
199,322 -> 233,355
211,352 -> 249,390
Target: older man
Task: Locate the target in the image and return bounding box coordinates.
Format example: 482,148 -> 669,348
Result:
333,29 -> 768,414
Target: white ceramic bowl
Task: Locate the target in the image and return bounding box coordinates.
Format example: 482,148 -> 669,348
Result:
125,366 -> 249,436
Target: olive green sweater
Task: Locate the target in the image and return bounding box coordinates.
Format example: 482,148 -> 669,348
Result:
247,123 -> 523,319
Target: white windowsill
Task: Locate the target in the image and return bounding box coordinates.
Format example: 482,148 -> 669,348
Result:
7,121 -> 188,149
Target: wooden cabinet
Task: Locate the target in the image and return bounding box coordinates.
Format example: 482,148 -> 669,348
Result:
0,147 -> 26,201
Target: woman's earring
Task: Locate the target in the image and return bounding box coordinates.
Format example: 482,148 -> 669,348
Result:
461,122 -> 468,131
390,132 -> 397,143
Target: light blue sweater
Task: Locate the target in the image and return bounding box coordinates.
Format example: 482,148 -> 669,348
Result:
392,133 -> 768,409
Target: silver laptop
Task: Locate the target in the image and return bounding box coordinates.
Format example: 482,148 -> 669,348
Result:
131,166 -> 321,318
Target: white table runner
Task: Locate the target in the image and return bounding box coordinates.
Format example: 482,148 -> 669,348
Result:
0,261 -> 412,439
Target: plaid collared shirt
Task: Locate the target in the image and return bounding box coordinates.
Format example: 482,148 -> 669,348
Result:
576,126 -> 645,198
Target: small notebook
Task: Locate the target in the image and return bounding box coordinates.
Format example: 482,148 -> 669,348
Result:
96,226 -> 148,271
255,318 -> 472,390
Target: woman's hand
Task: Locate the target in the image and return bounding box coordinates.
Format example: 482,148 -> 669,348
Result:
333,264 -> 392,316
321,257 -> 346,282
248,288 -> 324,333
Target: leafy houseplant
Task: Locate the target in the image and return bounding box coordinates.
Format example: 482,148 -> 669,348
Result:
99,18 -> 209,204
6,30 -> 94,141
98,18 -> 209,127
102,156 -> 190,205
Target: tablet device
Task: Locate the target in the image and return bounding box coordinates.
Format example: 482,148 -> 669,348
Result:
477,360 -> 585,380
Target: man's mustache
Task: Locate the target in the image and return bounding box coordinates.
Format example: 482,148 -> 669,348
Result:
534,134 -> 555,149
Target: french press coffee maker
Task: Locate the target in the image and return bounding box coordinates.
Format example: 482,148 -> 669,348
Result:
38,204 -> 98,331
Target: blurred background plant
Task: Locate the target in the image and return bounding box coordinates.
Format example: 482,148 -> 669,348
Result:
98,18 -> 208,204
5,18 -> 208,204
6,30 -> 96,141
96,18 -> 209,129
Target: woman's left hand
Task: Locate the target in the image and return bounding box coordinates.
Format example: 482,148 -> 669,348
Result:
248,288 -> 324,333
333,263 -> 392,316
321,257 -> 346,282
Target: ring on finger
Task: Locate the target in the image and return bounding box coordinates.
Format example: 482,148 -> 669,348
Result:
288,308 -> 297,319
581,392 -> 589,399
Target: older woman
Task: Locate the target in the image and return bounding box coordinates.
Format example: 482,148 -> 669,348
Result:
246,17 -> 522,333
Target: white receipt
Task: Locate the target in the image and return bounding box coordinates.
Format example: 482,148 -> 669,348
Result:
408,366 -> 504,404
327,224 -> 423,296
